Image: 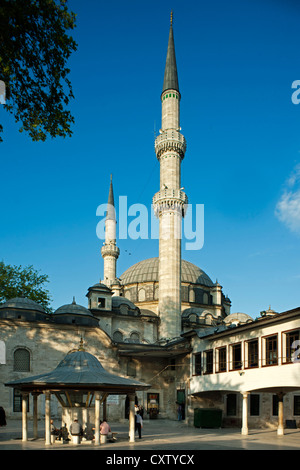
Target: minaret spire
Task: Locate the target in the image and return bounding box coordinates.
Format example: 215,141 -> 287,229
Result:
162,12 -> 179,94
101,175 -> 120,287
153,17 -> 187,340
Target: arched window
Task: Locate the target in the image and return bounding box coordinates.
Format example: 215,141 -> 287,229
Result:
138,289 -> 146,302
14,348 -> 30,372
113,331 -> 123,342
130,332 -> 140,344
0,340 -> 6,364
189,288 -> 195,303
203,293 -> 209,304
204,313 -> 213,325
189,314 -> 197,323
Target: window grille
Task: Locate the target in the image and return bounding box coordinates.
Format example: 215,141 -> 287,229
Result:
14,348 -> 30,372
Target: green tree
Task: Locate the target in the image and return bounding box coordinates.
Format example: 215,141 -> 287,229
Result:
0,0 -> 77,142
0,261 -> 53,313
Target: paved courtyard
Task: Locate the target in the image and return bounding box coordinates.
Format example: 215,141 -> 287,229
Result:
0,419 -> 299,451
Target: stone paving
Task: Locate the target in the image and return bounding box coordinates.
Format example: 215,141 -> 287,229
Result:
0,419 -> 299,451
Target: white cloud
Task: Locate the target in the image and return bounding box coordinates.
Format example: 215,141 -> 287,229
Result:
287,163 -> 300,187
275,164 -> 300,234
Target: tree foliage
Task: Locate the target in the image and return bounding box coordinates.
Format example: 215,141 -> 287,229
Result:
0,0 -> 77,142
0,261 -> 53,313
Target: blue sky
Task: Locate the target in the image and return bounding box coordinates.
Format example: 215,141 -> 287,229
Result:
1,0 -> 300,317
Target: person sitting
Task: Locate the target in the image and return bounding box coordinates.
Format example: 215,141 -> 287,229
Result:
61,423 -> 70,441
50,419 -> 63,440
100,419 -> 111,435
83,423 -> 94,441
70,419 -> 83,437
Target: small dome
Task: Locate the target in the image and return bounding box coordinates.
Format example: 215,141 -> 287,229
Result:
91,283 -> 111,291
86,283 -> 112,295
120,257 -> 214,287
260,306 -> 278,317
224,312 -> 253,325
140,309 -> 157,317
112,296 -> 138,310
0,297 -> 46,313
182,307 -> 203,318
54,299 -> 94,317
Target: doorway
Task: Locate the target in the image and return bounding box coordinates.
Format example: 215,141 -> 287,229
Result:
177,389 -> 185,420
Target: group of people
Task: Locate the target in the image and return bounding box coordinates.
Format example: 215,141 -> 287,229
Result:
50,418 -> 114,442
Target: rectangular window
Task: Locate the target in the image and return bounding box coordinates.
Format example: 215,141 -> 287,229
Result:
226,394 -> 237,416
294,396 -> 300,416
283,330 -> 300,363
230,343 -> 242,370
247,339 -> 259,368
204,349 -> 213,374
216,346 -> 227,372
250,394 -> 260,416
13,389 -> 29,413
265,335 -> 278,365
97,297 -> 106,308
194,352 -> 202,376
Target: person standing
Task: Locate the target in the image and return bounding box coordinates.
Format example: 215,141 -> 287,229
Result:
0,407 -> 6,427
136,411 -> 143,439
177,404 -> 182,421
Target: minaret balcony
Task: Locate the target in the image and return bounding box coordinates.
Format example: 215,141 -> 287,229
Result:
155,129 -> 186,160
101,243 -> 120,258
152,189 -> 188,217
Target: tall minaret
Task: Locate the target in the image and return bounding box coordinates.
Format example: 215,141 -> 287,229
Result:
101,175 -> 120,287
153,14 -> 187,339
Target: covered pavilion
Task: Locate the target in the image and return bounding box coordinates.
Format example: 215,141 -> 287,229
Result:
5,340 -> 150,445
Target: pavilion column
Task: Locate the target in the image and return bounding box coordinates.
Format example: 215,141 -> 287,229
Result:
32,393 -> 39,439
277,392 -> 285,436
129,393 -> 135,443
103,396 -> 107,421
82,407 -> 88,428
241,392 -> 249,436
45,391 -> 51,445
22,392 -> 29,442
94,392 -> 101,445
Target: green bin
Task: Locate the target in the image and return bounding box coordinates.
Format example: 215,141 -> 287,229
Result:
194,408 -> 222,428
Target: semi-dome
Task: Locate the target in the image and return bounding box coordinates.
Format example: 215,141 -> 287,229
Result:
0,297 -> 46,313
120,257 -> 214,287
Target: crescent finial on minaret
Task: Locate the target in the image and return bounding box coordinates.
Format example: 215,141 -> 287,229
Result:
170,10 -> 173,26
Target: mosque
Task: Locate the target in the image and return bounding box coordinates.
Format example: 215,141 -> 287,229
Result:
0,17 -> 299,436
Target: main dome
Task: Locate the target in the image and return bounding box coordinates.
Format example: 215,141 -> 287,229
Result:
120,257 -> 214,287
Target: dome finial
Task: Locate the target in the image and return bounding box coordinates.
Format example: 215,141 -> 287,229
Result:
78,336 -> 85,351
72,296 -> 76,305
